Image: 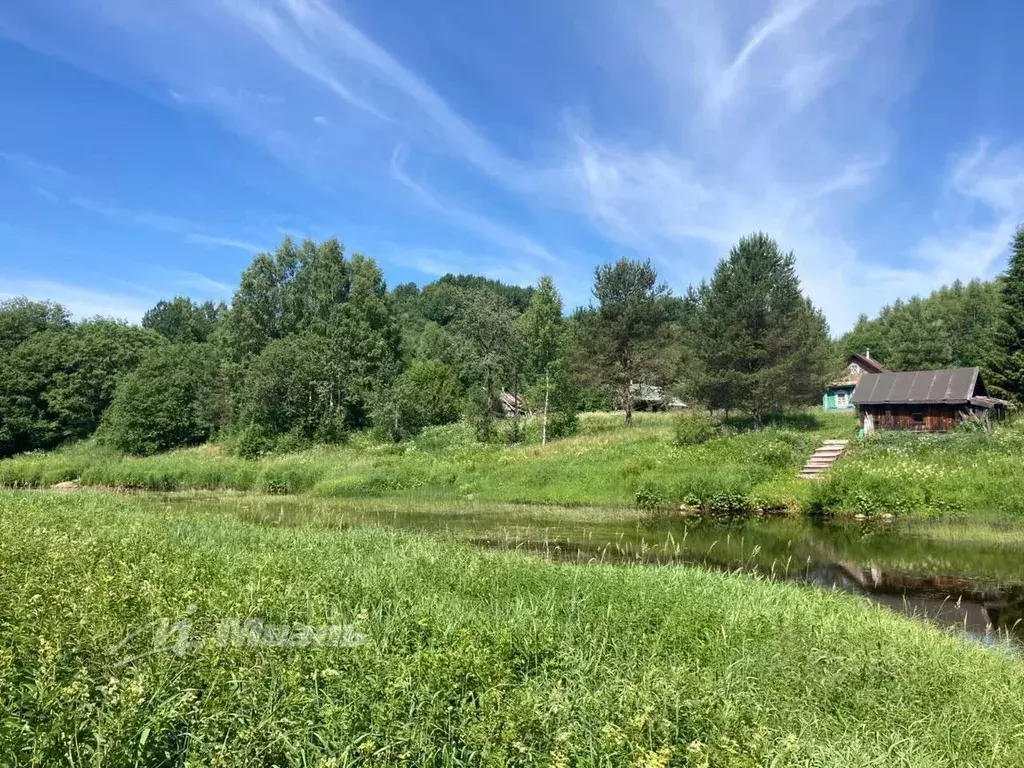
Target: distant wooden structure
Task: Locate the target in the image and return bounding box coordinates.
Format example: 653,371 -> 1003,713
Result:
627,383 -> 687,412
824,352 -> 886,411
852,367 -> 1008,433
496,390 -> 528,417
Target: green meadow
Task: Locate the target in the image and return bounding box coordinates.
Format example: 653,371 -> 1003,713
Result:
2,491 -> 1023,767
3,410 -> 1024,519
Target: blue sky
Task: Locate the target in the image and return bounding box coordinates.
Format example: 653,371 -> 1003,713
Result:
1,0 -> 1023,332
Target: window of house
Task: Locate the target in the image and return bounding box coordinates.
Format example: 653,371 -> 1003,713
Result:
911,411 -> 924,429
836,391 -> 848,407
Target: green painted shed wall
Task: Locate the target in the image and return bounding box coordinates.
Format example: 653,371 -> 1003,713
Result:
823,386 -> 856,411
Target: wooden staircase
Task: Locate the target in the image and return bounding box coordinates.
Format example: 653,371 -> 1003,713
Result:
799,440 -> 849,479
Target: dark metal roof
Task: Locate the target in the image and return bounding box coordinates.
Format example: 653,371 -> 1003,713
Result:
852,367 -> 982,406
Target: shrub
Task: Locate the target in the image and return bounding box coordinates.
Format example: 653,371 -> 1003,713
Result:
634,482 -> 667,509
374,360 -> 464,441
100,343 -> 217,456
226,424 -> 273,459
674,416 -> 718,446
676,469 -> 755,513
754,440 -> 797,469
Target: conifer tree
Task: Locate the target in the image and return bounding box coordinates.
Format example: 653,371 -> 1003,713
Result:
986,226 -> 1024,402
588,259 -> 670,426
687,233 -> 831,422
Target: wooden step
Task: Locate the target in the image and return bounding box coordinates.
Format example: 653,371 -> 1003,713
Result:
798,439 -> 850,479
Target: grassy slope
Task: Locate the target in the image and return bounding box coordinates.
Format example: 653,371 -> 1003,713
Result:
2,411 -> 1024,517
1,491 -> 1023,767
809,424 -> 1024,517
0,412 -> 855,512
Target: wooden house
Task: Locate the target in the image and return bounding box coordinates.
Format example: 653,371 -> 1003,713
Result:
852,367 -> 1008,433
824,352 -> 887,411
627,383 -> 687,412
496,390 -> 528,417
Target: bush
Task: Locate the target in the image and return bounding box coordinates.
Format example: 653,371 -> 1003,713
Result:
675,469 -> 754,513
807,467 -> 926,517
100,343 -> 217,456
674,416 -> 718,446
634,482 -> 668,509
375,360 -> 464,441
225,424 -> 272,459
754,440 -> 797,469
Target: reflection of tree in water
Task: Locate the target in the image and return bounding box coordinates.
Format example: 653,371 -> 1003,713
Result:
473,535 -> 1024,647
807,564 -> 1024,646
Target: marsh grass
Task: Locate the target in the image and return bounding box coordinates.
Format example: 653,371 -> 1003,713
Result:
2,491 -> 1024,766
7,410 -> 1024,519
809,418 -> 1024,518
0,411 -> 859,514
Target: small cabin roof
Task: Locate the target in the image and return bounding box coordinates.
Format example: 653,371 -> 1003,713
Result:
852,367 -> 999,406
848,353 -> 887,374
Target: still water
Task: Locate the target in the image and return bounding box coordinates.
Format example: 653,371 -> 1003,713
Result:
166,496 -> 1024,648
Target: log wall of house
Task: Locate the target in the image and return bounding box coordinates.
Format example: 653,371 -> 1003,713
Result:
859,404 -> 962,432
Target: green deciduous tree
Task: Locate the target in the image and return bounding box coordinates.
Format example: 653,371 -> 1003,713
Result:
519,275 -> 578,442
220,237 -> 401,447
986,226 -> 1024,402
687,233 -> 831,422
142,297 -> 223,343
332,254 -> 402,427
373,359 -> 464,441
235,334 -> 347,447
0,298 -> 70,352
101,343 -> 219,455
0,320 -> 162,455
838,279 -> 1001,371
450,288 -> 520,441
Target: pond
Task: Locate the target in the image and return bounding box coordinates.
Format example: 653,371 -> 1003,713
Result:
158,496 -> 1024,649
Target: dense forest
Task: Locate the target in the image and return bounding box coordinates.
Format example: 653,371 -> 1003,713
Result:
2,228 -> 1023,459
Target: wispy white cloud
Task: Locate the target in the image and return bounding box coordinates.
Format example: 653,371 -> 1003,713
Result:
555,0 -> 916,330
30,185 -> 59,202
902,139 -> 1024,288
162,269 -> 236,296
389,144 -> 561,268
0,151 -> 70,183
5,0 -> 1007,334
184,233 -> 266,253
67,195 -> 265,253
0,277 -> 150,322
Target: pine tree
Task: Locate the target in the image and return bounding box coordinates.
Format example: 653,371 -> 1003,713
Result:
588,259 -> 670,426
687,233 -> 831,423
986,226 -> 1024,402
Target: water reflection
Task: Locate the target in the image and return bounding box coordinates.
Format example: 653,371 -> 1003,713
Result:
472,524 -> 1024,648
167,496 -> 1024,648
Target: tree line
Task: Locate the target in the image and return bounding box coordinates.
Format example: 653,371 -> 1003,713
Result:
837,227 -> 1024,401
2,228 -> 1023,458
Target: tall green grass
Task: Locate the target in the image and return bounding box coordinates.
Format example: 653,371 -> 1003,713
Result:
0,412 -> 860,513
8,411 -> 1024,519
809,419 -> 1024,518
1,491 -> 1023,766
